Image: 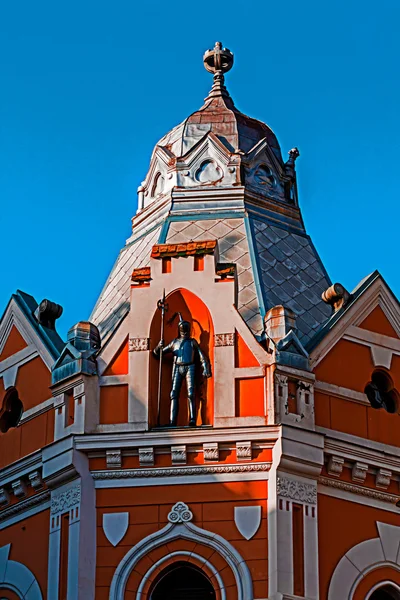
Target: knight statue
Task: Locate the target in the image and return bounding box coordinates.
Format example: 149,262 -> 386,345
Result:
154,314 -> 211,427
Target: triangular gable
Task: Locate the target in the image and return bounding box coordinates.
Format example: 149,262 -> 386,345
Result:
309,271 -> 400,370
103,336 -> 129,375
358,305 -> 399,339
0,326 -> 27,362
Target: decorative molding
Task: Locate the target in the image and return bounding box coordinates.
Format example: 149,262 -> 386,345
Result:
277,476 -> 317,504
203,442 -> 219,462
327,455 -> 344,477
129,337 -> 150,352
92,462 -> 271,481
214,333 -> 234,347
376,468 -> 392,490
319,476 -> 399,504
139,447 -> 154,466
106,449 -> 122,469
275,373 -> 288,387
171,445 -> 187,465
167,501 -> 193,524
0,490 -> 50,523
0,488 -> 9,506
0,543 -> 43,600
51,485 -> 81,515
103,513 -> 129,547
236,441 -> 252,461
28,471 -> 43,491
11,479 -> 26,499
234,506 -> 262,540
352,462 -> 368,483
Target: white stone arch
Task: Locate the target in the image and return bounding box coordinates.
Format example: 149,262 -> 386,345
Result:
0,544 -> 43,600
328,522 -> 400,599
109,502 -> 254,600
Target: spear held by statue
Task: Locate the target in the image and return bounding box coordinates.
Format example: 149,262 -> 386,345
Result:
156,289 -> 168,425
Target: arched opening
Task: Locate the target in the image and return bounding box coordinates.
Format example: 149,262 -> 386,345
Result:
149,288 -> 214,427
149,562 -> 216,600
364,369 -> 400,413
0,387 -> 23,433
369,583 -> 400,599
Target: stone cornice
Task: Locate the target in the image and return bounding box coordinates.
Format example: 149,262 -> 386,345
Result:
318,476 -> 399,505
92,462 -> 272,481
0,451 -> 42,488
324,436 -> 400,474
0,490 -> 50,524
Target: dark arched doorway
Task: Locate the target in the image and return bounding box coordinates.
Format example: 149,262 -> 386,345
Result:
369,584 -> 400,599
150,562 -> 216,600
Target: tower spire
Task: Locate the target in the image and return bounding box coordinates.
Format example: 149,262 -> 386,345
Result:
203,41 -> 234,100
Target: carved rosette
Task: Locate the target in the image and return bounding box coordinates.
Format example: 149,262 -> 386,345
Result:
129,338 -> 150,352
277,476 -> 317,504
51,485 -> 81,515
167,502 -> 193,524
214,333 -> 234,347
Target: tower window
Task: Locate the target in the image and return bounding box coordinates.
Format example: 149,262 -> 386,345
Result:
0,387 -> 24,433
364,369 -> 399,414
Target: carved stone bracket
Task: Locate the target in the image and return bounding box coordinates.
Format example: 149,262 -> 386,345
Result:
11,480 -> 26,499
0,488 -> 10,506
203,442 -> 219,462
327,456 -> 344,477
236,441 -> 252,461
51,484 -> 81,515
106,450 -> 122,469
277,476 -> 317,504
129,338 -> 150,352
139,447 -> 154,467
376,468 -> 392,490
28,471 -> 44,491
351,462 -> 368,483
171,446 -> 187,465
214,333 -> 234,347
167,501 -> 193,524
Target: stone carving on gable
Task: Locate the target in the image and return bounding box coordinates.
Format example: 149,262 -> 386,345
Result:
277,476 -> 317,504
129,337 -> 150,352
195,159 -> 223,183
214,333 -> 235,347
167,501 -> 193,524
51,484 -> 81,515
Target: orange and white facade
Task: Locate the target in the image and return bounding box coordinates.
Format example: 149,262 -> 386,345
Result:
0,43 -> 399,600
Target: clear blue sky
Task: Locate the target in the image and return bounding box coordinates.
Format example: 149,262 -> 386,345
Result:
1,1 -> 399,339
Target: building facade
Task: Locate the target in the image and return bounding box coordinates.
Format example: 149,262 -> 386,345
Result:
0,42 -> 400,600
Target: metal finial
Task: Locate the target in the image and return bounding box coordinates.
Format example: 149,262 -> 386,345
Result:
203,42 -> 234,100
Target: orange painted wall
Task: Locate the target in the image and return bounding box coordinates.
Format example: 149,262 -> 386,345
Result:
103,338 -> 129,375
99,385 -> 129,424
95,481 -> 268,599
0,509 -> 49,597
318,494 -> 400,598
359,305 -> 399,339
0,326 -> 27,362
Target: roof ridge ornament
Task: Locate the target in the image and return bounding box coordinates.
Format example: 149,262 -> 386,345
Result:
203,41 -> 234,100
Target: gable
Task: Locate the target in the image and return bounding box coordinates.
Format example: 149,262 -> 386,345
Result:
358,305 -> 399,339
0,325 -> 27,361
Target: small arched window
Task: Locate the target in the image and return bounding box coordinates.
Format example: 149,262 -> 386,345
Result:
364,369 -> 399,414
0,387 -> 23,433
151,172 -> 165,198
368,583 -> 400,599
150,561 -> 216,599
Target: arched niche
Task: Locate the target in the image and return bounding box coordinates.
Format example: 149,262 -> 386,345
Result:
149,288 -> 214,427
149,561 -> 216,599
368,583 -> 400,599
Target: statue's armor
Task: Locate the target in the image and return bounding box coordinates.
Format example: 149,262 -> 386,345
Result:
155,336 -> 210,426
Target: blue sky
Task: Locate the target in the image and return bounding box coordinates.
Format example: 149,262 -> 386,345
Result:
1,1 -> 399,339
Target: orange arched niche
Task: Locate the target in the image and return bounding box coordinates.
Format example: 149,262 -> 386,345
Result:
149,288 -> 214,427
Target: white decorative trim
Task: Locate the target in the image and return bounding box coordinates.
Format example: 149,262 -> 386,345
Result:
93,462 -> 271,481
236,441 -> 252,461
318,476 -> 398,504
203,442 -> 219,462
277,476 -> 317,504
28,470 -> 43,490
0,544 -> 43,599
351,462 -> 368,483
51,484 -> 81,515
109,502 -> 254,600
0,490 -> 50,524
129,337 -> 150,351
137,550 -> 226,600
171,445 -> 187,465
168,502 -> 193,524
215,333 -> 234,347
328,522 -> 400,599
139,447 -> 154,466
20,397 -> 54,424
327,456 -> 344,477
106,449 -> 122,469
376,468 -> 392,490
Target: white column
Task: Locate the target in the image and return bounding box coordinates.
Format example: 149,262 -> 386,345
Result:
304,502 -> 319,599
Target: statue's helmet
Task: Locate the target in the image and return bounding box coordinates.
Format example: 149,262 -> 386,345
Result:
177,313 -> 191,336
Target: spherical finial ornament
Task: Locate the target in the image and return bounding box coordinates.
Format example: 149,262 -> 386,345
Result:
203,41 -> 234,75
